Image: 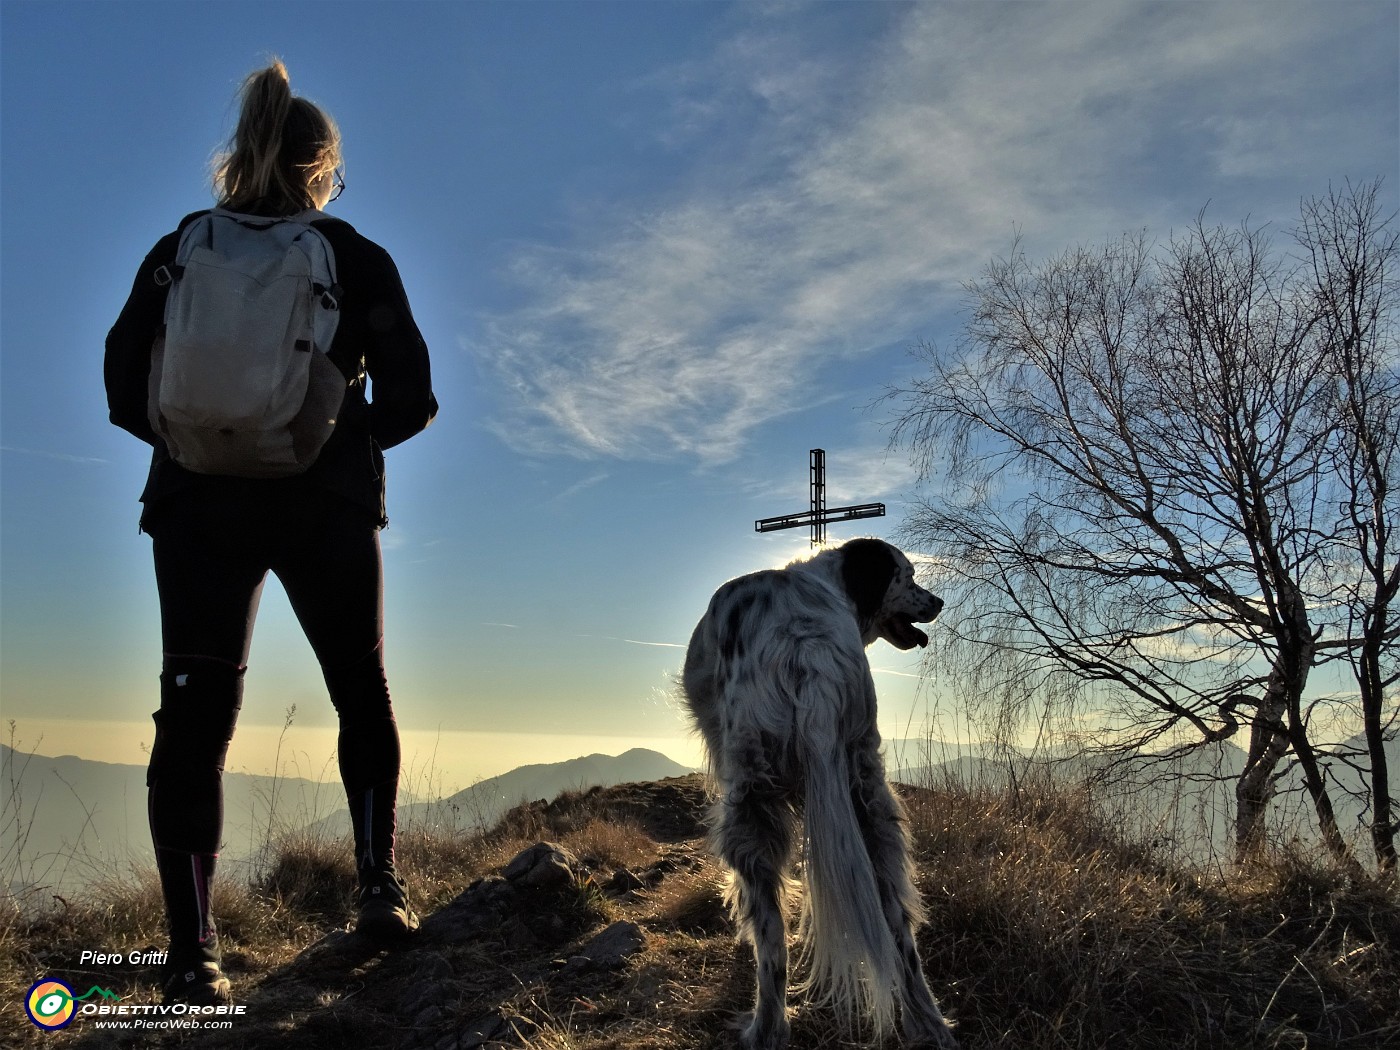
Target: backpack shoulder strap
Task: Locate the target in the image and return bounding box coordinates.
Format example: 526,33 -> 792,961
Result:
285,210 -> 342,307
153,211 -> 217,287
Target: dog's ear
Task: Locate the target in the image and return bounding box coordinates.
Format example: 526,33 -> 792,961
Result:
839,539 -> 898,627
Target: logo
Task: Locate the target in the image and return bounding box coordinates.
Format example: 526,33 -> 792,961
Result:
25,979 -> 123,1030
25,980 -> 76,1030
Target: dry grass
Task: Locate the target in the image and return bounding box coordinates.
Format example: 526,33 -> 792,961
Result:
898,784 -> 1399,1049
1,774 -> 1395,1050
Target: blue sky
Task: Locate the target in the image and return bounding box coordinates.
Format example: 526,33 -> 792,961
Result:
2,1 -> 1397,794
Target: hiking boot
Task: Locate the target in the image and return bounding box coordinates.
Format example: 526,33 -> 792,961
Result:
163,939 -> 232,1006
356,870 -> 420,941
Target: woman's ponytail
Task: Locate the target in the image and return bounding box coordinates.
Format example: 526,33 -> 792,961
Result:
214,59 -> 341,214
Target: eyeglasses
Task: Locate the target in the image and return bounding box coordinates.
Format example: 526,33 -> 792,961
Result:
328,168 -> 346,203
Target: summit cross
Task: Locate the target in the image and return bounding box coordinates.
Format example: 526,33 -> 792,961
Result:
755,449 -> 886,547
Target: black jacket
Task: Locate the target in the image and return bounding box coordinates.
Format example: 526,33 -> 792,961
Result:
105,211 -> 438,527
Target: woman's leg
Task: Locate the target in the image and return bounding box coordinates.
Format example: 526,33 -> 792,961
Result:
146,492 -> 267,997
272,492 -> 409,932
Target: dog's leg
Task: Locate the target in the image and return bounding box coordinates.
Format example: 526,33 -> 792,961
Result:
714,765 -> 794,1050
850,740 -> 961,1050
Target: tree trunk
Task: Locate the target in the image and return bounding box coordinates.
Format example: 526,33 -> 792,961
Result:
1360,626 -> 1398,873
1236,679 -> 1290,860
1289,714 -> 1362,873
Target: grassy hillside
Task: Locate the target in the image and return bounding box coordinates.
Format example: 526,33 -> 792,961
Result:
2,774 -> 1395,1049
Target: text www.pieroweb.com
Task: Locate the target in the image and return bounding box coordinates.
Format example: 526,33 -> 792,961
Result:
83,1002 -> 245,1030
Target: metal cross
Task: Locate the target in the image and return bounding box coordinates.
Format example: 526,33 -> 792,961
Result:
755,449 -> 886,547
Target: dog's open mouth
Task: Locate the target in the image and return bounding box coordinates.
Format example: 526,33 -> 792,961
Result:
880,617 -> 930,650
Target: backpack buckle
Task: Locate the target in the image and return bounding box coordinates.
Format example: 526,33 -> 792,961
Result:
317,283 -> 342,311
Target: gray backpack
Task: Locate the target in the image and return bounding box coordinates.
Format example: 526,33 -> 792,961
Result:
148,208 -> 348,477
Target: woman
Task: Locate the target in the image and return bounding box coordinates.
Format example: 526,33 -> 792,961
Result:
105,60 -> 438,1005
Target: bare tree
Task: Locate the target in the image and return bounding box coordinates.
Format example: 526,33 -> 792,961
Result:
1297,181 -> 1400,872
890,183 -> 1398,868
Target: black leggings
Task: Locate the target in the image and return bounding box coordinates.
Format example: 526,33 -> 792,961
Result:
145,483 -> 400,945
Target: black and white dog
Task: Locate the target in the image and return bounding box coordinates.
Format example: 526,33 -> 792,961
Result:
682,539 -> 959,1050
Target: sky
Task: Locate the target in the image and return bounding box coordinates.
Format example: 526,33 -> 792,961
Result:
2,1 -> 1397,796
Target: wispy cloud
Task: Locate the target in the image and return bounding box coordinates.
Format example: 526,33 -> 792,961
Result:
475,2 -> 1396,466
577,632 -> 686,650
0,446 -> 108,466
872,667 -> 927,681
544,471 -> 610,507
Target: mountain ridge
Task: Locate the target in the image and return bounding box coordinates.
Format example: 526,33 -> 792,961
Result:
0,742 -> 697,895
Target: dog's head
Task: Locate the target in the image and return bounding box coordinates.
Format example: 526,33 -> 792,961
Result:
838,538 -> 944,650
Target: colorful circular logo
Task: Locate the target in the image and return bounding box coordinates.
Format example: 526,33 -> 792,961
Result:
25,979 -> 76,1030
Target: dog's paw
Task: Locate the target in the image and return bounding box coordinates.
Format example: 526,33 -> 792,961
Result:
904,1028 -> 961,1050
904,1011 -> 961,1050
732,1009 -> 791,1050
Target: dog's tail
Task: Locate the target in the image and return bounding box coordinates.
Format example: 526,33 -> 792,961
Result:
794,730 -> 902,1039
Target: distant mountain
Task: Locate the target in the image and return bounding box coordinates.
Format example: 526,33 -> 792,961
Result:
7,725 -> 1390,894
885,736 -> 1048,783
2,743 -> 698,896
0,742 -> 347,895
883,736 -> 1009,772
439,747 -> 695,817
2,743 -> 697,896
310,748 -> 699,841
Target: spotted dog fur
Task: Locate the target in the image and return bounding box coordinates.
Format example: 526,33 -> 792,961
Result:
681,539 -> 959,1050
